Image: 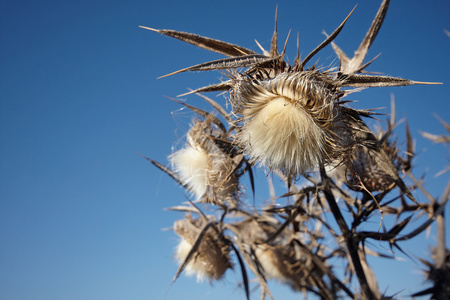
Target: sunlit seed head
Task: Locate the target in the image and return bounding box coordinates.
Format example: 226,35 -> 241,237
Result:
171,119 -> 241,204
238,96 -> 326,175
255,246 -> 288,282
232,72 -> 336,177
170,146 -> 209,199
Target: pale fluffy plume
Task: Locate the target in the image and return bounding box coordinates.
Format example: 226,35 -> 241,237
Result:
232,72 -> 336,176
238,96 -> 325,175
170,146 -> 209,199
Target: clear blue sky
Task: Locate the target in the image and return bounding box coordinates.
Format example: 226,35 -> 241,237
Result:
1,1 -> 449,299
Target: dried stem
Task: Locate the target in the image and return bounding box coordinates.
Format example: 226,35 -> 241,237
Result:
320,166 -> 376,300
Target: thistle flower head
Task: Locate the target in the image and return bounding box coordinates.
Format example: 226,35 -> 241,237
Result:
170,118 -> 241,205
174,215 -> 232,281
337,111 -> 415,193
232,71 -> 337,176
233,218 -> 323,291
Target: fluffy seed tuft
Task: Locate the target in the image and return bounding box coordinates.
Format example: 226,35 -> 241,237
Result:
238,96 -> 325,175
170,146 -> 209,198
232,72 -> 337,176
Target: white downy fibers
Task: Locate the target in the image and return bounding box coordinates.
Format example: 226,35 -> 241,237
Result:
170,146 -> 209,199
239,96 -> 326,176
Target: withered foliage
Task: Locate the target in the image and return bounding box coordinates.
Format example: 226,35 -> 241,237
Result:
142,1 -> 448,299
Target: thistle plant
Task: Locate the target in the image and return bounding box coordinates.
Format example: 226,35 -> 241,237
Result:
141,0 -> 448,299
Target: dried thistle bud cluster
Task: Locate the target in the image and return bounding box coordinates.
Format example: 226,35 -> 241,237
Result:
143,0 -> 446,298
414,248 -> 450,298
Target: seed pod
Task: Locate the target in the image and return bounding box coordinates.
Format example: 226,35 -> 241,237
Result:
233,218 -> 314,290
174,216 -> 232,281
335,120 -> 413,193
170,118 -> 242,205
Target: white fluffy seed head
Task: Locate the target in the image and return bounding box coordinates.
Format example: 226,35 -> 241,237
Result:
170,119 -> 241,204
238,96 -> 326,175
232,72 -> 336,177
170,146 -> 209,199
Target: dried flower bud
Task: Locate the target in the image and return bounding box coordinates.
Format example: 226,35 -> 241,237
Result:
335,122 -> 412,192
256,244 -> 306,289
348,145 -> 398,191
170,119 -> 241,205
174,216 -> 232,281
233,218 -> 311,290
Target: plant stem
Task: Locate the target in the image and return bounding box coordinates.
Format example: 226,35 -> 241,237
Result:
320,166 -> 376,300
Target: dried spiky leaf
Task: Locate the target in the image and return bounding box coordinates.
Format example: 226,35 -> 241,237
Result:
178,81 -> 233,97
159,54 -> 270,78
140,154 -> 186,188
299,5 -> 356,70
421,131 -> 450,144
139,26 -> 256,57
341,74 -> 441,87
332,0 -> 390,74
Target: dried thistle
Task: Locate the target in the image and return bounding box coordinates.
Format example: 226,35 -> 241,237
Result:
340,102 -> 414,193
233,218 -> 297,283
232,71 -> 336,176
170,117 -> 242,205
174,215 -> 232,281
142,0 -> 446,299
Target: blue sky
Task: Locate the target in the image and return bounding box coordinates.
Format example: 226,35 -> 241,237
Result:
1,0 -> 449,299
